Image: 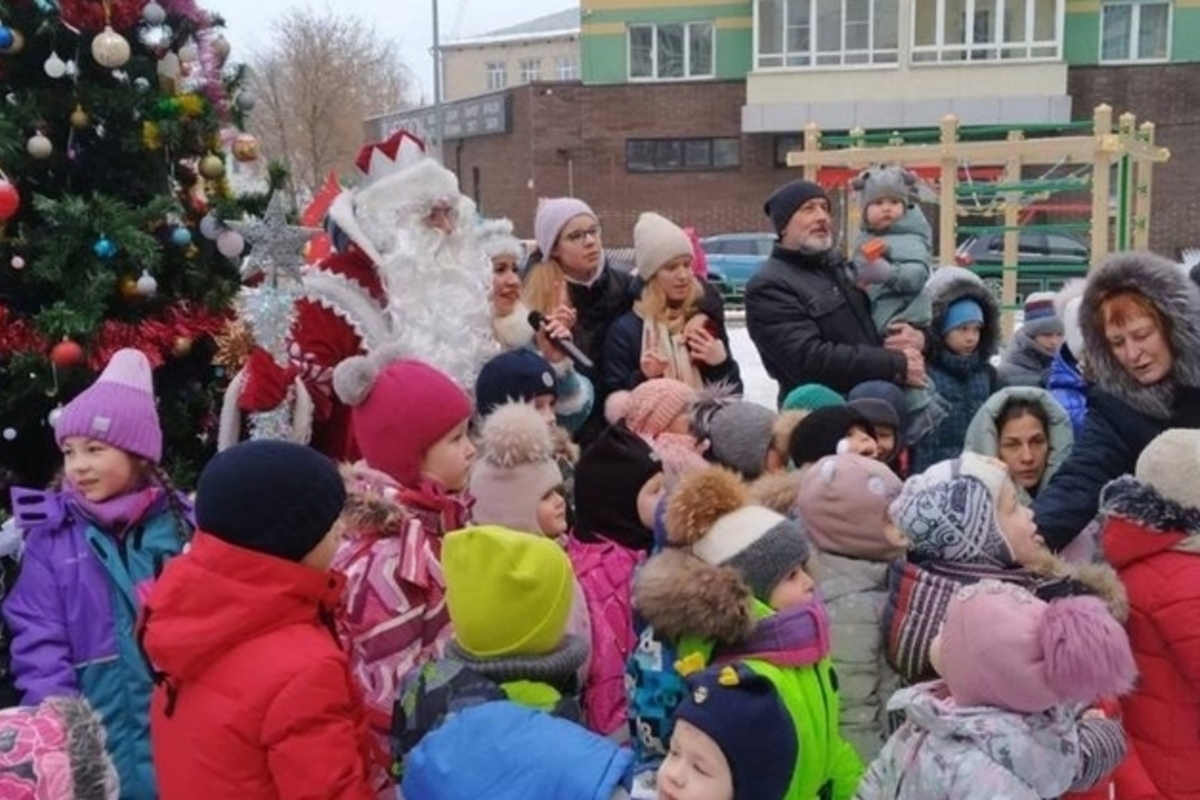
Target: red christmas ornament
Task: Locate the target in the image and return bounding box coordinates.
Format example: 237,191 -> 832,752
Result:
0,180 -> 18,221
50,338 -> 85,368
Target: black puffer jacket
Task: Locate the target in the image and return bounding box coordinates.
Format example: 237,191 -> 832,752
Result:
745,246 -> 906,405
1033,252 -> 1200,551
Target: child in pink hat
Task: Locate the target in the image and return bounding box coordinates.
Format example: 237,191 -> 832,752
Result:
859,580 -> 1137,799
329,346 -> 476,788
4,348 -> 193,800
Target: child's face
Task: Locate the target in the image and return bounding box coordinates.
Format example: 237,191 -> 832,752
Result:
995,479 -> 1045,567
1033,332 -> 1064,354
534,394 -> 557,425
873,425 -> 897,462
657,720 -> 734,800
768,564 -> 815,610
61,437 -> 140,502
865,198 -> 905,231
765,446 -> 787,473
536,487 -> 568,538
637,472 -> 666,530
944,322 -> 982,356
301,523 -> 344,571
490,255 -> 522,317
842,426 -> 879,459
420,419 -> 477,492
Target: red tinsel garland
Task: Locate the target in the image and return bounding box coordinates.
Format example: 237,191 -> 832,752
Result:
57,0 -> 144,33
0,302 -> 232,371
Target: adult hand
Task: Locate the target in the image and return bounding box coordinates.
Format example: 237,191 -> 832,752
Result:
686,328 -> 728,367
903,348 -> 927,388
640,348 -> 670,379
885,323 -> 927,354
535,317 -> 574,364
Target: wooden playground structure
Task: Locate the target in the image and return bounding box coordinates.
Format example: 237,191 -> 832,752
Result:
785,104 -> 1171,333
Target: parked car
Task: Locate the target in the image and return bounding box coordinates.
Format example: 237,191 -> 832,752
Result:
700,232 -> 775,303
956,231 -> 1091,302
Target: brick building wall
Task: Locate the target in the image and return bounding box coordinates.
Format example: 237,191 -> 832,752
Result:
1068,64 -> 1200,258
452,81 -> 784,245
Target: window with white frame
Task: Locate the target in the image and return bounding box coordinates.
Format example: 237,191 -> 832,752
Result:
911,0 -> 1062,62
556,55 -> 580,80
519,58 -> 541,83
485,61 -> 507,90
1101,1 -> 1170,62
628,22 -> 715,80
756,0 -> 899,68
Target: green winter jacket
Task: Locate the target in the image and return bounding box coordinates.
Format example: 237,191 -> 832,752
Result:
853,206 -> 933,333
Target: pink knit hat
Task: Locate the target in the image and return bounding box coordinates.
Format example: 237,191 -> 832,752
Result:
622,379 -> 697,439
470,402 -> 563,535
534,197 -> 596,259
936,580 -> 1136,713
55,348 -> 162,463
797,454 -> 905,561
334,350 -> 472,487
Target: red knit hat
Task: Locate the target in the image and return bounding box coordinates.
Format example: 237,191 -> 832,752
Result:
335,349 -> 472,486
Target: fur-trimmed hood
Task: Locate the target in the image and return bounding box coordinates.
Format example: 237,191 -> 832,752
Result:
1025,547 -> 1129,623
632,548 -> 756,645
747,470 -> 803,515
963,386 -> 1074,503
1099,475 -> 1200,569
336,461 -> 471,537
1080,251 -> 1200,419
927,266 -> 1002,358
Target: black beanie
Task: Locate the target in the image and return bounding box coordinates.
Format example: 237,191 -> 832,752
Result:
764,180 -> 830,236
475,349 -> 557,417
196,440 -> 347,562
788,406 -> 876,468
574,423 -> 662,552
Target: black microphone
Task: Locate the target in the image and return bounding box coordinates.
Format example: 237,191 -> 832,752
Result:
528,311 -> 594,370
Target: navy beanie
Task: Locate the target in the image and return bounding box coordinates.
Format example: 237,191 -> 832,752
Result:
475,350 -> 557,417
764,180 -> 830,236
848,379 -> 907,430
789,406 -> 876,468
196,440 -> 346,562
673,664 -> 797,799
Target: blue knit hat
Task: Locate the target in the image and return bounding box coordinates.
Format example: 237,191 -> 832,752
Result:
475,350 -> 557,417
672,664 -> 797,799
940,298 -> 985,336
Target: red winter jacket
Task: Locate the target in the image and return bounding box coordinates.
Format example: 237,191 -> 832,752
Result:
141,532 -> 376,800
1101,477 -> 1200,800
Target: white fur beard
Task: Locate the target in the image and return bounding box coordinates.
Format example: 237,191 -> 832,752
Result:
378,226 -> 499,392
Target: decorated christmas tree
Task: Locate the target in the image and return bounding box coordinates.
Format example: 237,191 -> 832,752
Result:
0,0 -> 269,490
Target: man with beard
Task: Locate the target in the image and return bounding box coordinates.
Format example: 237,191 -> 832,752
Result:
235,131 -> 496,461
746,179 -> 929,408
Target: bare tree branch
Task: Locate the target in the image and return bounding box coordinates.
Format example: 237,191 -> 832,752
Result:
246,7 -> 411,203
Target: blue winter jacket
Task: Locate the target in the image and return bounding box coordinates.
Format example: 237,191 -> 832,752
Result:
1046,349 -> 1089,439
400,701 -> 632,800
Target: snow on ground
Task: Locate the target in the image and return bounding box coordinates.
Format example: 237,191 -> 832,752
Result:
728,322 -> 778,409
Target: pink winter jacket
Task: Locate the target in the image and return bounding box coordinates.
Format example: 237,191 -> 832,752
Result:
567,534 -> 644,738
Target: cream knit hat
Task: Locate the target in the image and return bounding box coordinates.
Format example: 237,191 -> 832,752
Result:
634,212 -> 694,282
469,402 -> 563,535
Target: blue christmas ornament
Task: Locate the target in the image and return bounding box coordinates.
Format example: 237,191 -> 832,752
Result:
171,226 -> 192,247
0,27 -> 14,50
93,236 -> 117,259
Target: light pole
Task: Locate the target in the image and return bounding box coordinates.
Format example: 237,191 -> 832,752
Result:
431,0 -> 445,163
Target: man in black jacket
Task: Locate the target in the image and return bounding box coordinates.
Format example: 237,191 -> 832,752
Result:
745,180 -> 926,406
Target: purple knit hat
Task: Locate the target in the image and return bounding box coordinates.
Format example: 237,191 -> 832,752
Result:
534,197 -> 596,259
55,348 -> 162,463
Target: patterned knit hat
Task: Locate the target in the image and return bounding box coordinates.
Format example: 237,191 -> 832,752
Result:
622,378 -> 697,439
334,347 -> 472,487
891,453 -> 1014,566
443,526 -> 575,658
55,348 -> 162,463
797,453 -> 905,560
1022,292 -> 1064,339
781,383 -> 845,412
0,697 -> 118,800
672,664 -> 797,800
667,467 -> 812,601
470,402 -> 563,535
937,580 -> 1136,713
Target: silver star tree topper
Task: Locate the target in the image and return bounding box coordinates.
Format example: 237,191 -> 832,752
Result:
230,192 -> 320,285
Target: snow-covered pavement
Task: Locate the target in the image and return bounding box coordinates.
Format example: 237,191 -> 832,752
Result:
728,323 -> 778,409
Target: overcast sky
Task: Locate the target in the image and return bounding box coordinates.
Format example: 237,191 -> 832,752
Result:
206,0 -> 574,105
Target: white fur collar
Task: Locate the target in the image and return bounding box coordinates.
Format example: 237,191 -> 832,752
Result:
493,302 -> 535,349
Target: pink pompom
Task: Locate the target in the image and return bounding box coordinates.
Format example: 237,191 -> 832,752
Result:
1040,595 -> 1137,705
605,390 -> 632,426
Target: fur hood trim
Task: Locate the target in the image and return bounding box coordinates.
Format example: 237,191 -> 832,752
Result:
633,548 -> 755,645
338,462 -> 408,533
747,470 -> 802,515
1080,251 -> 1200,418
928,266 -> 1002,357
962,386 -> 1074,502
665,467 -> 749,547
1026,547 -> 1129,623
1100,475 -> 1200,538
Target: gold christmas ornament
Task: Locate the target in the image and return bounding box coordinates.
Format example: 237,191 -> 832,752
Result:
212,317 -> 254,372
70,105 -> 89,129
232,133 -> 259,162
198,153 -> 225,180
118,275 -> 142,302
91,26 -> 131,69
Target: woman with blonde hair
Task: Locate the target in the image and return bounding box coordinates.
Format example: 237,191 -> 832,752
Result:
603,212 -> 741,393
